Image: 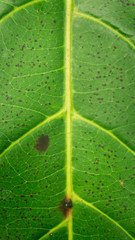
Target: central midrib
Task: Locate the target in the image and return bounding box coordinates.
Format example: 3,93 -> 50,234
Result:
65,0 -> 73,239
1,1 -> 134,239
64,1 -> 134,239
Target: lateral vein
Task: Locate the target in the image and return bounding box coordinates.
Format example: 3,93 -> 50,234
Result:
0,109 -> 65,158
74,10 -> 135,49
73,110 -> 135,155
73,192 -> 135,240
0,0 -> 45,24
38,219 -> 67,240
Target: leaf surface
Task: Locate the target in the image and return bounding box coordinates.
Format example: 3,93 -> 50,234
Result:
0,0 -> 135,239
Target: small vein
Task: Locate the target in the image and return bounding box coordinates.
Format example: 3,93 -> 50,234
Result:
12,67 -> 64,79
73,192 -> 135,240
73,232 -> 100,238
38,219 -> 67,240
0,109 -> 65,158
73,110 -> 135,155
1,103 -> 46,117
74,10 -> 135,50
7,227 -> 49,230
1,206 -> 57,210
25,167 -> 65,183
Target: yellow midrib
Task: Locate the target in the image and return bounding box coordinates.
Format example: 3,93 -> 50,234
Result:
0,0 -> 135,239
65,0 -> 73,239
65,0 -> 72,201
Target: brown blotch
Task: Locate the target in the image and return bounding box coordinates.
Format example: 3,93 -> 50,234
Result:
59,197 -> 73,218
34,135 -> 49,152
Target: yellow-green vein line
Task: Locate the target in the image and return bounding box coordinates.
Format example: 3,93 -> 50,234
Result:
0,0 -> 45,24
73,111 -> 135,155
0,109 -> 65,158
13,67 -> 64,79
38,219 -> 67,240
65,0 -> 73,239
74,10 -> 135,49
73,192 -> 135,240
65,0 -> 72,203
1,103 -> 47,117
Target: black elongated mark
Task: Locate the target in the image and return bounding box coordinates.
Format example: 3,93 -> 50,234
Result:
59,197 -> 73,217
34,134 -> 49,152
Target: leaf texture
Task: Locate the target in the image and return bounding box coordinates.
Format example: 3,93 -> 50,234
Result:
0,0 -> 135,239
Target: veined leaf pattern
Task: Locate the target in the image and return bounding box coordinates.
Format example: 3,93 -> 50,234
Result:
0,0 -> 135,239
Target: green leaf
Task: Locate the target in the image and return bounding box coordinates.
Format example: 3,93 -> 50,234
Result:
0,0 -> 135,239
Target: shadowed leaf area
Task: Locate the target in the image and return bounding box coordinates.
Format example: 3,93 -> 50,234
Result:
0,0 -> 135,239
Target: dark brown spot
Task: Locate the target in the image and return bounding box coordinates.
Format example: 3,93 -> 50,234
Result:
34,135 -> 49,152
59,197 -> 73,217
21,44 -> 25,51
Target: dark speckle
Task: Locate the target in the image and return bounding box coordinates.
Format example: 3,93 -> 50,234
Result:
21,44 -> 25,51
34,135 -> 49,152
